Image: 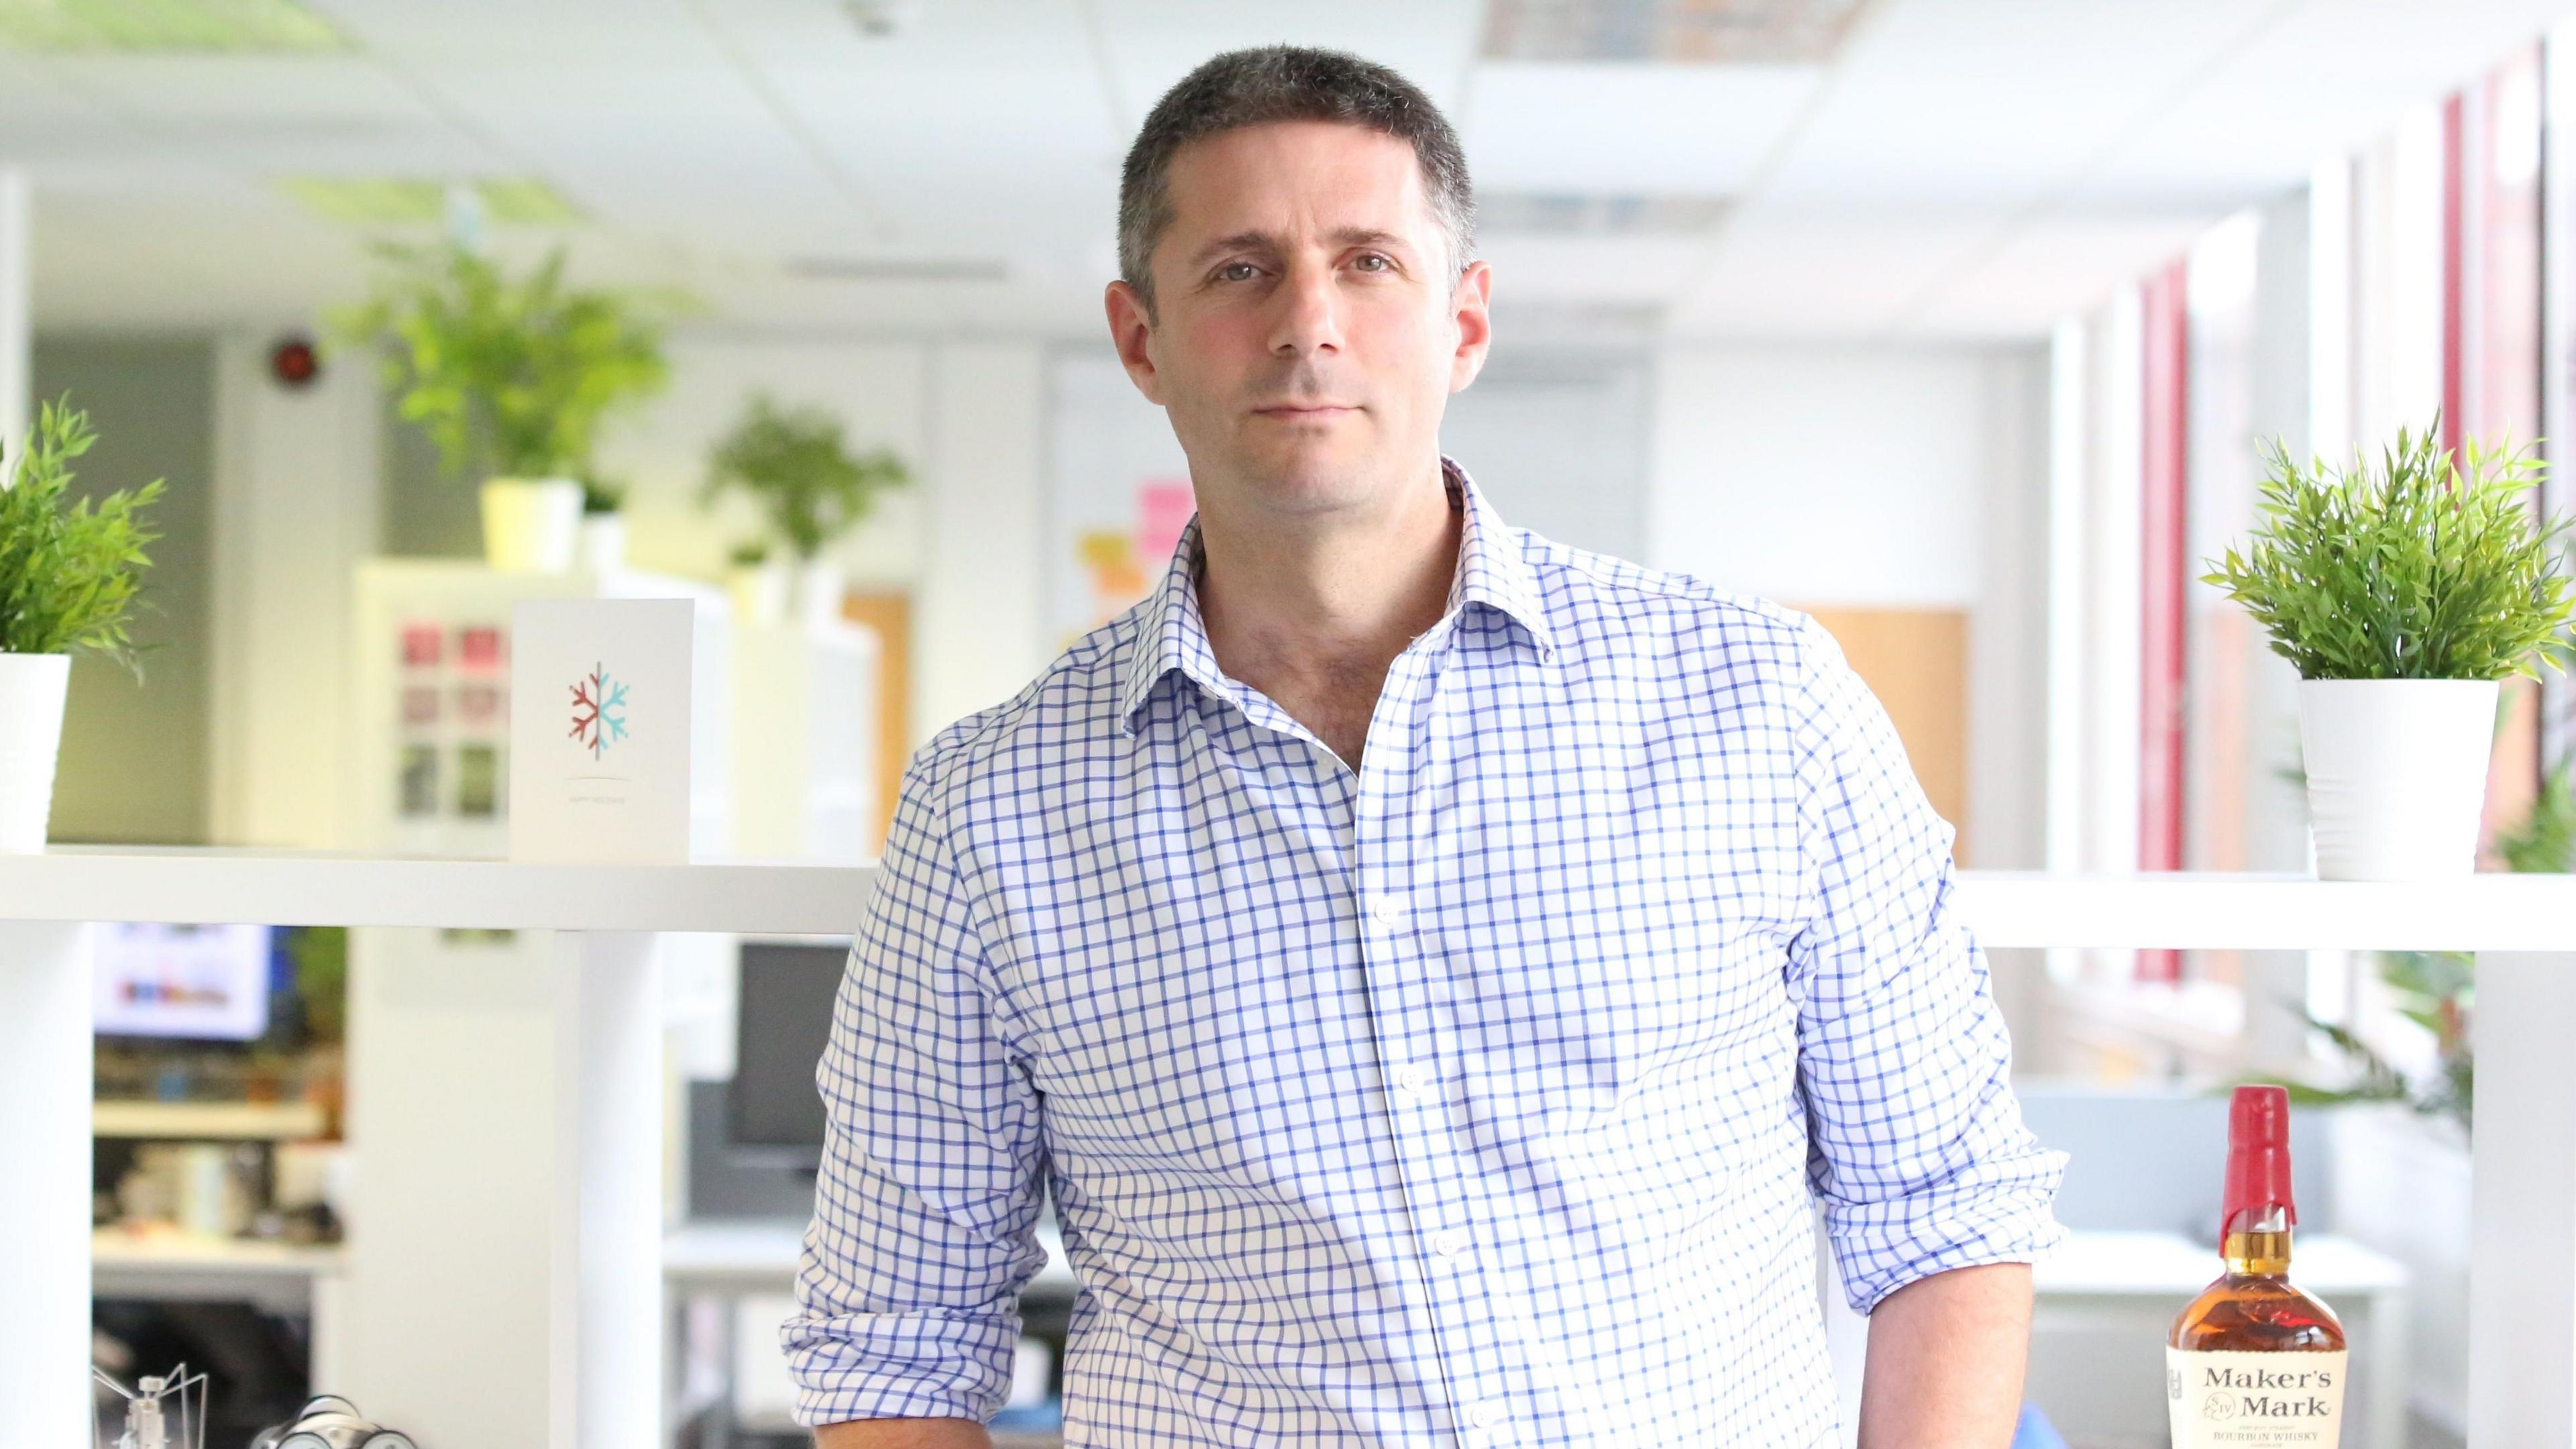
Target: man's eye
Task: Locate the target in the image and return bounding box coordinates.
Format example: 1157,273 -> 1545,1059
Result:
1354,253 -> 1393,272
1217,262 -> 1258,282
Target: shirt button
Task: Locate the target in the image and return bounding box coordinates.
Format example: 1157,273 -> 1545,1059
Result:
1432,1229 -> 1469,1258
1395,1063 -> 1432,1095
1368,893 -> 1403,927
1467,1401 -> 1505,1429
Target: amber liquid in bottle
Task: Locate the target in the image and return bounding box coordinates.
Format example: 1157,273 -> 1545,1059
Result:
2166,1088 -> 2347,1446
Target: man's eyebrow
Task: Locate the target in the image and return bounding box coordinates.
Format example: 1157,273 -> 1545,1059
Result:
1184,227 -> 1417,268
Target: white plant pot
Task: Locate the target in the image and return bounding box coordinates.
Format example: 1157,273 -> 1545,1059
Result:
0,651 -> 72,853
577,512 -> 627,573
478,477 -> 585,572
2299,677 -> 2498,880
794,557 -> 845,629
727,561 -> 791,627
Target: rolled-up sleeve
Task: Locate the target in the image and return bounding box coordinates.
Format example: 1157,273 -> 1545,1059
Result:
783,742 -> 1049,1425
1783,613 -> 2068,1315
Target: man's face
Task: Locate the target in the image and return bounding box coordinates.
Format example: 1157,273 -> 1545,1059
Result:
1106,120 -> 1492,522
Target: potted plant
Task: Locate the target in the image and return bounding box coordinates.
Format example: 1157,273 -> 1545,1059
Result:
0,398 -> 166,852
703,395 -> 910,626
339,239 -> 673,572
2202,418 -> 2576,879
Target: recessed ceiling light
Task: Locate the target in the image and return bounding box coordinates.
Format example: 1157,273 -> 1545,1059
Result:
1481,0 -> 1864,64
841,0 -> 916,39
0,0 -> 347,54
278,177 -> 584,227
784,256 -> 1007,283
1479,193 -> 1733,236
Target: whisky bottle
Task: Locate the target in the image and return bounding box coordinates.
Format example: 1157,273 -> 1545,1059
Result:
2167,1084 -> 2347,1446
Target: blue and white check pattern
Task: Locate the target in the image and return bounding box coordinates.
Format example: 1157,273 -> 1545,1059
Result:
787,458 -> 2068,1446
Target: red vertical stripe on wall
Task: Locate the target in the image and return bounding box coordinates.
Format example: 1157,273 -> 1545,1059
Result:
2443,91 -> 2467,460
2139,260 -> 2190,985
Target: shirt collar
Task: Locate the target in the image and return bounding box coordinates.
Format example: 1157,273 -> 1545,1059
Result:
1118,455 -> 1556,737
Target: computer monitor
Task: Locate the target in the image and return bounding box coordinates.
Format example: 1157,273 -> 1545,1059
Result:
93,922 -> 276,1042
729,939 -> 851,1168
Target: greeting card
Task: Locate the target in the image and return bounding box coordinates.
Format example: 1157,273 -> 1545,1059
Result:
507,598 -> 694,864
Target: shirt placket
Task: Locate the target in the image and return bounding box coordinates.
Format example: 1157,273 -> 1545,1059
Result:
1354,631 -> 1535,1448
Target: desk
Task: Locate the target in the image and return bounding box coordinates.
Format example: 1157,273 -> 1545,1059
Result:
91,1231 -> 347,1315
665,1216 -> 1077,1297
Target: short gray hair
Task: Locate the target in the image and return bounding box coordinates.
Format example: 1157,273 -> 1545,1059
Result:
1116,45 -> 1475,317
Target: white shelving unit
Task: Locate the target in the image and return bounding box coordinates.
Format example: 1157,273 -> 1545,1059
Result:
3,856 -> 2569,1447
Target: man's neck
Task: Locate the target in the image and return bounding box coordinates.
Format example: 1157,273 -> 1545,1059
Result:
1193,461 -> 1462,765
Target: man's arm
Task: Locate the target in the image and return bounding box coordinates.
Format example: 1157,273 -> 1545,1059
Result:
782,743 -> 1050,1432
814,1418 -> 990,1448
1856,1262 -> 2033,1449
1782,612 -> 2066,1438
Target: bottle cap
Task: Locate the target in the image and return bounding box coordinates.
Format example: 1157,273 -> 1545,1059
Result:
2222,1083 -> 2298,1236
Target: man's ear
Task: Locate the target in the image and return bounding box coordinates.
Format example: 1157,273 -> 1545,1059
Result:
1106,279 -> 1165,405
1448,259 -> 1493,394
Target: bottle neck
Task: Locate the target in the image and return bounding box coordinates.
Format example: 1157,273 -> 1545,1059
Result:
2222,1205 -> 2293,1276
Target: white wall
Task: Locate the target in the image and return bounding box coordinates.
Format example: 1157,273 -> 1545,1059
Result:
0,170 -> 28,466
1648,342 -> 2053,871
918,341 -> 1047,745
209,329 -> 383,849
592,333 -> 1049,751
1649,345 -> 2016,608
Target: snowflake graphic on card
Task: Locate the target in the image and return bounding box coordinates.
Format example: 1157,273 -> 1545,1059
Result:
567,662 -> 630,759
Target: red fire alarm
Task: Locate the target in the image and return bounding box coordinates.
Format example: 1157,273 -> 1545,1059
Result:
270,334 -> 321,389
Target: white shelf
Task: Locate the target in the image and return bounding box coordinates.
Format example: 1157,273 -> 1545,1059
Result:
0,846 -> 873,935
1955,869 -> 2576,950
93,1099 -> 327,1140
10,853 -> 2576,951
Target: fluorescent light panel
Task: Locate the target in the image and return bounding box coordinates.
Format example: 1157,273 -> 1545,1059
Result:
278,177 -> 584,227
1481,0 -> 1864,64
1478,193 -> 1733,235
0,0 -> 346,54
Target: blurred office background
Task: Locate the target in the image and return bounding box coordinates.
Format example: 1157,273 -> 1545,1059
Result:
8,1 -> 2570,1445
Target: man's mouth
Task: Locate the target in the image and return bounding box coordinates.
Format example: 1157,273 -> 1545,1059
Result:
1253,403 -> 1356,418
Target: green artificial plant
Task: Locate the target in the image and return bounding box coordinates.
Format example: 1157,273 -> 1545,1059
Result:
2201,417 -> 2576,682
337,239 -> 676,484
702,395 -> 911,561
0,396 -> 166,676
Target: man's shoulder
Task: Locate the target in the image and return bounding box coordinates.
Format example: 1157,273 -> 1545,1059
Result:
1515,528 -> 1823,684
902,600 -> 1152,807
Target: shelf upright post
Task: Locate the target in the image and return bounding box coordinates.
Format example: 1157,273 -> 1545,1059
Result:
549,929 -> 665,1449
2468,949 -> 2576,1442
0,921 -> 91,1445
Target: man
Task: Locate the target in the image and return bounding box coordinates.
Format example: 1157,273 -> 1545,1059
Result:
788,44 -> 2066,1449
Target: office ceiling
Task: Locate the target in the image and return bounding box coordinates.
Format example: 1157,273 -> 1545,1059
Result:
0,0 -> 2570,341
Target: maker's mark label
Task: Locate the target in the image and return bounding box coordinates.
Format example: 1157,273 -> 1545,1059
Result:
2165,1348 -> 2346,1448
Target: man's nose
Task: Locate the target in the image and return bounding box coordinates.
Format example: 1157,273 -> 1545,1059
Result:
1268,262 -> 1344,357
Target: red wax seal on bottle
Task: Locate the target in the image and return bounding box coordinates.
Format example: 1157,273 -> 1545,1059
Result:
2221,1083 -> 2298,1237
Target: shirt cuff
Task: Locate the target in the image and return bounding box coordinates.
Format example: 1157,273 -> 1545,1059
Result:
784,1307 -> 1020,1428
1825,1146 -> 2072,1315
